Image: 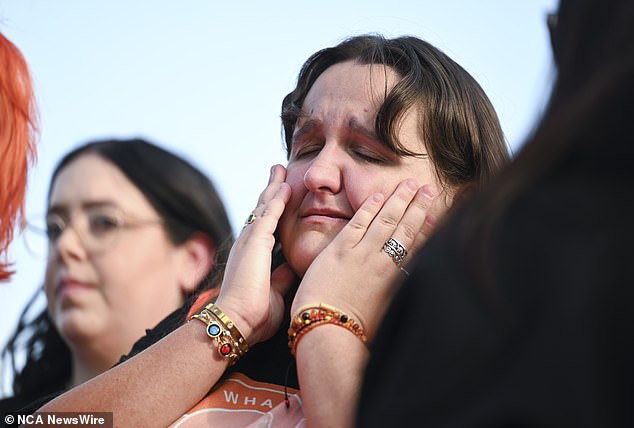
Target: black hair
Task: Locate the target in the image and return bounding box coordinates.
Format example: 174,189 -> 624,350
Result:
458,0 -> 634,292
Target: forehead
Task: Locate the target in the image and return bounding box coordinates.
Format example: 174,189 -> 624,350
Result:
294,60 -> 426,156
49,154 -> 155,214
301,61 -> 401,119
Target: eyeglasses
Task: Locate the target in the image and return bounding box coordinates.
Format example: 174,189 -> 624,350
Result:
23,206 -> 163,257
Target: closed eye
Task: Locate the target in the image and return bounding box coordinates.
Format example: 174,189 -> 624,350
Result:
353,150 -> 388,164
290,142 -> 323,161
350,143 -> 394,165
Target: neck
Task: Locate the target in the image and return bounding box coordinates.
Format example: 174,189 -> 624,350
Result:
68,341 -> 124,387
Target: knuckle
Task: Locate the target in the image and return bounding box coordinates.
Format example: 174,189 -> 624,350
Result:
261,198 -> 285,217
347,219 -> 366,231
400,222 -> 418,241
378,214 -> 398,228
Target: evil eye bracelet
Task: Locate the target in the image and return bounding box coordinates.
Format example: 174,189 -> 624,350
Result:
191,303 -> 249,366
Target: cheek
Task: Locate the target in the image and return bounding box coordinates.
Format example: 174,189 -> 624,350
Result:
343,172 -> 391,211
90,254 -> 153,310
285,163 -> 306,191
44,261 -> 56,299
103,243 -> 167,284
283,164 -> 308,212
105,236 -> 179,288
344,162 -> 437,209
44,261 -> 58,315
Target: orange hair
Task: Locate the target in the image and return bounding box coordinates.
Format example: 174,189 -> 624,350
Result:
0,32 -> 38,282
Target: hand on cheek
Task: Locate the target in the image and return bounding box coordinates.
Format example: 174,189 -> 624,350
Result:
215,165 -> 293,346
292,179 -> 438,342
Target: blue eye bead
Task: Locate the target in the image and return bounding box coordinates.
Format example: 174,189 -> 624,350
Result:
207,323 -> 221,337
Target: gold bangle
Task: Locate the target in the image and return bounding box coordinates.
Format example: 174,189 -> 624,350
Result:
191,303 -> 248,365
287,303 -> 367,357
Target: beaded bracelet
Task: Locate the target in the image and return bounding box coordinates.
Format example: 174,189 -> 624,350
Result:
287,303 -> 367,357
190,303 -> 249,366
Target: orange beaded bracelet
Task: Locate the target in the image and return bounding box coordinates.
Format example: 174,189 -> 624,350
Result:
287,303 -> 367,357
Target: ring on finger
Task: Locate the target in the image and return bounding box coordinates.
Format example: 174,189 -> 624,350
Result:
244,213 -> 256,226
382,237 -> 408,266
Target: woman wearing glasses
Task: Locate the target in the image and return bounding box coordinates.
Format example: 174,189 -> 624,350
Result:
0,138 -> 233,412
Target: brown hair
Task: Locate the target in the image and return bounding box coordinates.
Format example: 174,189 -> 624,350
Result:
281,34 -> 509,193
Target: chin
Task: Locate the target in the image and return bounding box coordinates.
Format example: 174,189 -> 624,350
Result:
284,240 -> 331,278
55,309 -> 99,344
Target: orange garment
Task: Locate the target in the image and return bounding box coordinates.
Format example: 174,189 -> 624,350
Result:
186,289 -> 220,319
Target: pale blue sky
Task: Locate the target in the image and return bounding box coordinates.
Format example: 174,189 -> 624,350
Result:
0,0 -> 559,375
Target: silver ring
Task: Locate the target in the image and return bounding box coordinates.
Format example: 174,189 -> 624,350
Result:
382,238 -> 408,266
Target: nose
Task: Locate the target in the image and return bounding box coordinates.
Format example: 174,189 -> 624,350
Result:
303,146 -> 342,194
52,226 -> 88,263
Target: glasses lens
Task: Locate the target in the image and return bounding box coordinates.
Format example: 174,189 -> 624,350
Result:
23,221 -> 50,258
45,214 -> 65,242
31,208 -> 124,254
84,207 -> 123,251
30,207 -> 142,254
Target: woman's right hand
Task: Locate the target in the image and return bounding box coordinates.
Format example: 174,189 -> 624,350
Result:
214,164 -> 296,346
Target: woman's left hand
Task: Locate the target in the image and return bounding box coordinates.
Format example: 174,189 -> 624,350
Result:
291,179 -> 443,342
215,165 -> 296,346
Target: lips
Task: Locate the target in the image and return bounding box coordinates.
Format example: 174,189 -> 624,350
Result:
57,276 -> 94,297
301,207 -> 352,220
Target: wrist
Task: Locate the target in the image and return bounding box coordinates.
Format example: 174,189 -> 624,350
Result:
190,302 -> 249,366
287,303 -> 367,357
213,298 -> 255,343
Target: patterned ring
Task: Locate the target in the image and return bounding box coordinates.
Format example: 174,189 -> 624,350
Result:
382,237 -> 408,266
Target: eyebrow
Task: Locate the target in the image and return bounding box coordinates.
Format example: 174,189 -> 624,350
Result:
292,117 -> 381,145
291,119 -> 319,145
347,117 -> 380,143
47,200 -> 119,215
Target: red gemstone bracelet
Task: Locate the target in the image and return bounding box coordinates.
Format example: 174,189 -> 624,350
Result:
190,303 -> 249,365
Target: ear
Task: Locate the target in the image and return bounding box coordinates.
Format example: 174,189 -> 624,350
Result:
176,233 -> 216,295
